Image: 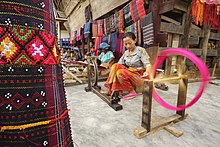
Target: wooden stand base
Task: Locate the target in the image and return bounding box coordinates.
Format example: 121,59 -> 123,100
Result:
134,114 -> 187,139
92,87 -> 123,111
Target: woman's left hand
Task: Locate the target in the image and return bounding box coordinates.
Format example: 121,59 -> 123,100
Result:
143,71 -> 149,76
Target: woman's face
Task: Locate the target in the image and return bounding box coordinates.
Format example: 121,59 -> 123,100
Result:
102,49 -> 107,53
123,37 -> 136,51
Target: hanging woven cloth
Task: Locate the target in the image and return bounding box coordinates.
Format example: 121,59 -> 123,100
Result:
192,0 -> 205,25
0,0 -> 73,146
203,4 -> 220,29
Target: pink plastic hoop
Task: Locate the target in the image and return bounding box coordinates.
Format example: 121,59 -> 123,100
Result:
151,48 -> 210,111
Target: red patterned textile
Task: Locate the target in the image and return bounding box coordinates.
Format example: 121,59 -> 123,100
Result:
0,0 -> 73,146
0,65 -> 73,146
0,26 -> 59,65
136,0 -> 146,19
104,63 -> 144,93
119,9 -> 124,33
203,4 -> 220,29
192,0 -> 220,29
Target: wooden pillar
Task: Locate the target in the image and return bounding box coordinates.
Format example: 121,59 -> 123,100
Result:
165,57 -> 172,76
179,3 -> 192,48
85,57 -> 92,91
87,36 -> 91,54
176,78 -> 188,119
141,80 -> 153,132
178,3 -> 192,75
82,33 -> 85,56
57,21 -> 61,40
201,25 -> 211,63
165,34 -> 173,76
149,0 -> 161,67
150,0 -> 161,45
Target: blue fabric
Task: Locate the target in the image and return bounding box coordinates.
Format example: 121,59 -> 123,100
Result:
110,33 -> 117,52
98,51 -> 114,63
98,42 -> 110,50
84,22 -> 91,38
102,36 -> 108,43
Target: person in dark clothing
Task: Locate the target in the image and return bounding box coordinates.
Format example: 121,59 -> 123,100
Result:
72,47 -> 83,61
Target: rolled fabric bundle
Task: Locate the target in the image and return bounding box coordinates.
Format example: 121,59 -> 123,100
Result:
0,0 -> 73,146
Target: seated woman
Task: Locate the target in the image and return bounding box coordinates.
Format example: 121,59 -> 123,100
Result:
83,42 -> 115,76
86,47 -> 95,56
72,47 -> 83,61
104,32 -> 151,100
98,42 -> 115,68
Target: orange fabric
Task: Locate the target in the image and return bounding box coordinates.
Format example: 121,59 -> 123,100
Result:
192,0 -> 205,25
104,63 -> 144,93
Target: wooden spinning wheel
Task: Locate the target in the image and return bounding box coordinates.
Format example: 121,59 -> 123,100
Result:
134,48 -> 210,138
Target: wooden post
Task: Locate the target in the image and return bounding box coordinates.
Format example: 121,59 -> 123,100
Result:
87,37 -> 91,55
141,80 -> 153,132
176,78 -> 188,119
164,33 -> 172,76
82,32 -> 85,56
165,56 -> 172,76
57,21 -> 61,40
212,58 -> 220,77
201,25 -> 211,63
150,0 -> 161,46
148,0 -> 160,72
85,57 -> 92,92
179,3 -> 192,48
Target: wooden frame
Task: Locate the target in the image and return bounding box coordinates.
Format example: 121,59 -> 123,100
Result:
134,77 -> 188,138
84,56 -> 123,111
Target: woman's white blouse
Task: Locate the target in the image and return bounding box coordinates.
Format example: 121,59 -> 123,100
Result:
118,46 -> 150,70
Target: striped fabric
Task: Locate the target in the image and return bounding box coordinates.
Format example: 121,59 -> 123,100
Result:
141,12 -> 154,46
98,20 -> 104,37
104,63 -> 144,94
123,3 -> 133,27
137,0 -> 146,19
119,9 -> 124,33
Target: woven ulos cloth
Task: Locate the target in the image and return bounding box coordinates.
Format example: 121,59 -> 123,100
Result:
0,0 -> 73,146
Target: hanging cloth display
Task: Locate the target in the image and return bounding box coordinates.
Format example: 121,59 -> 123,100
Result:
109,15 -> 116,33
123,3 -> 133,27
130,0 -> 140,22
97,20 -> 104,37
92,21 -> 98,37
84,22 -> 91,38
103,18 -> 107,35
217,5 -> 220,15
203,4 -> 220,29
142,12 -> 154,46
114,33 -> 124,60
201,0 -> 220,4
94,37 -> 103,55
85,4 -> 93,22
192,0 -> 205,25
137,0 -> 147,19
115,12 -> 120,33
109,32 -> 117,52
192,0 -> 220,29
119,9 -> 124,33
106,16 -> 111,34
70,32 -> 74,44
77,28 -> 81,41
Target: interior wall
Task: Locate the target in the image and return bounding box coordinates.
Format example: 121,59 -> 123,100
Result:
62,0 -> 129,32
61,30 -> 70,38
